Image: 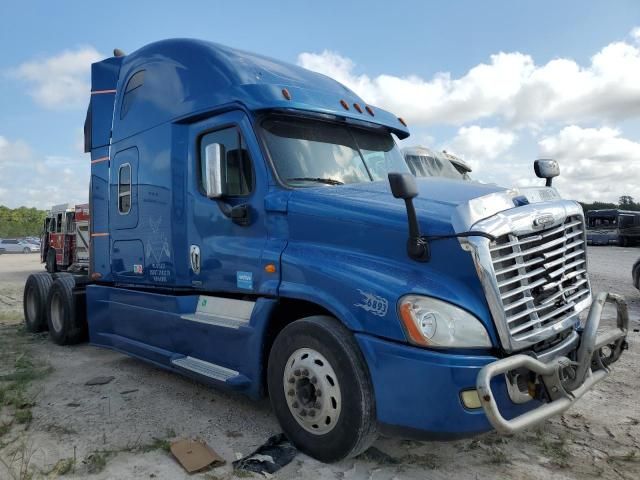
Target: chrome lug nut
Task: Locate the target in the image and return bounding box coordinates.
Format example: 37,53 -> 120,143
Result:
288,377 -> 295,384
300,409 -> 307,417
287,389 -> 295,396
294,369 -> 301,376
292,401 -> 299,409
308,409 -> 316,417
302,369 -> 309,376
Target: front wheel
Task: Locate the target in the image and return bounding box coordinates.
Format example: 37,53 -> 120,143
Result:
267,316 -> 377,462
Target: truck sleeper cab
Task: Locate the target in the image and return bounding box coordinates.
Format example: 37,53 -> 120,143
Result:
23,39 -> 629,463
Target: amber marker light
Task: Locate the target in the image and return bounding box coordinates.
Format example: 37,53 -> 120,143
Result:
282,88 -> 291,100
399,302 -> 429,346
265,264 -> 277,273
365,105 -> 374,116
340,99 -> 350,110
398,117 -> 407,127
353,103 -> 363,113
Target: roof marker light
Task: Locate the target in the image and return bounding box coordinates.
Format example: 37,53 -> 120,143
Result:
340,99 -> 350,110
353,103 -> 363,113
365,105 -> 374,116
398,117 -> 407,127
282,88 -> 291,100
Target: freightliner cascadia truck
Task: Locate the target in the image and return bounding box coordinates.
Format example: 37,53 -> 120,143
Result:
22,39 -> 629,462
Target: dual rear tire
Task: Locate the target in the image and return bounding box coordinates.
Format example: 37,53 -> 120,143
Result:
23,272 -> 87,345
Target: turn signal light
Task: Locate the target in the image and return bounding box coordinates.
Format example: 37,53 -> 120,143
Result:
365,105 -> 374,116
282,88 -> 291,100
353,103 -> 363,113
398,117 -> 407,127
340,99 -> 350,110
265,264 -> 276,273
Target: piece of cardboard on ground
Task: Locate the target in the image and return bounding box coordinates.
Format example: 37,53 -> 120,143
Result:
170,438 -> 225,474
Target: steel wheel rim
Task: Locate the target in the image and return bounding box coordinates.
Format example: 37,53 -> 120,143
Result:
50,292 -> 63,333
283,347 -> 342,435
26,287 -> 37,323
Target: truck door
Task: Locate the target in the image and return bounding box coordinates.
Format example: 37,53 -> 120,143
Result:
188,110 -> 278,296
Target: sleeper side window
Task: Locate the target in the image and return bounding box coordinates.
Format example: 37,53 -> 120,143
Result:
199,127 -> 254,196
120,70 -> 145,120
118,164 -> 132,214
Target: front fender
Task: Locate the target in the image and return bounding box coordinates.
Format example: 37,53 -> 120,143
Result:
279,240 -> 499,344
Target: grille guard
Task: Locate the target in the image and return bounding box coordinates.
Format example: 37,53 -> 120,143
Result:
476,292 -> 629,434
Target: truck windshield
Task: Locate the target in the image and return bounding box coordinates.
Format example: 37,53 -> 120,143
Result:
260,116 -> 410,186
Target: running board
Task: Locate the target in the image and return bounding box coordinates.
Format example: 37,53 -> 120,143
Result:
171,356 -> 249,387
181,295 -> 254,329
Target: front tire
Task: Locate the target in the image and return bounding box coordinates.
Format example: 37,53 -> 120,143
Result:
46,276 -> 87,345
23,273 -> 53,332
267,316 -> 377,462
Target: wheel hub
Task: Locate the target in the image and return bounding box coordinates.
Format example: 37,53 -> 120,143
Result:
283,348 -> 342,435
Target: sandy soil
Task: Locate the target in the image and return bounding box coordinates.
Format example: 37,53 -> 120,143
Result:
0,249 -> 638,479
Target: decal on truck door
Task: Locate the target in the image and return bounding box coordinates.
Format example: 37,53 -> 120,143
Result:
236,271 -> 253,290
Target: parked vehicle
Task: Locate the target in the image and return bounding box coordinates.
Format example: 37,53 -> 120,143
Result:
40,203 -> 90,273
402,146 -> 471,181
633,258 -> 640,290
586,209 -> 640,247
23,40 -> 629,463
0,238 -> 39,253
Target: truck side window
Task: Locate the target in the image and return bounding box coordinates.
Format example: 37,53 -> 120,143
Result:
120,70 -> 145,119
118,163 -> 132,214
200,127 -> 254,196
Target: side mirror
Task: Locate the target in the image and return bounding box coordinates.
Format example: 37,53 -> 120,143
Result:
534,159 -> 560,187
389,172 -> 418,199
388,173 -> 429,262
203,143 -> 224,198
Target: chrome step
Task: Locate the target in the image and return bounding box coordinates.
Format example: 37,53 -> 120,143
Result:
180,312 -> 248,329
171,356 -> 239,382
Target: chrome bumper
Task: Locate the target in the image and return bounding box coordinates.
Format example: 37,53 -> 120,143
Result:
477,292 -> 629,434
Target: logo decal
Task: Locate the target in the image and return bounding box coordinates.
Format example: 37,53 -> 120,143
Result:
133,264 -> 143,274
533,214 -> 555,228
354,289 -> 388,317
237,271 -> 253,290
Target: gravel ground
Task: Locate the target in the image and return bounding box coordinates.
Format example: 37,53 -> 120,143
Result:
0,248 -> 638,479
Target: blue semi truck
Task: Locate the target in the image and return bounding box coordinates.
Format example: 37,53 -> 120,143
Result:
22,39 -> 629,462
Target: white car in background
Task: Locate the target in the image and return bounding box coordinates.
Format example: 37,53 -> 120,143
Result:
0,239 -> 40,254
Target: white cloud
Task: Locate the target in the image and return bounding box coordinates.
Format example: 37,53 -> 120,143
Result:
11,46 -> 102,109
297,33 -> 640,127
0,135 -> 88,208
443,126 -> 516,171
538,126 -> 640,202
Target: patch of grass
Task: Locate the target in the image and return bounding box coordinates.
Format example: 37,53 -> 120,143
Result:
400,453 -> 440,469
608,450 -> 639,463
485,448 -> 509,465
48,458 -> 75,476
14,409 -> 32,425
140,437 -> 172,453
538,435 -> 570,468
0,440 -> 36,480
84,451 -> 110,475
0,422 -> 12,438
233,470 -> 256,478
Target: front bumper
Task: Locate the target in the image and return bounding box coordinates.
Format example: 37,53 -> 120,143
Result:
477,292 -> 629,434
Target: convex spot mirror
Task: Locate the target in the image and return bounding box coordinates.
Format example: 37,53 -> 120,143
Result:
534,159 -> 560,187
204,143 -> 224,198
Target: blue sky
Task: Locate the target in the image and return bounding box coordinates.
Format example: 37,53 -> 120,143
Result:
1,0 -> 640,207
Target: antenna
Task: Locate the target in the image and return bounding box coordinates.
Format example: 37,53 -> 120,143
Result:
113,48 -> 126,57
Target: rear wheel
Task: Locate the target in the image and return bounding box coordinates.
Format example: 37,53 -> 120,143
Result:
45,249 -> 57,273
46,276 -> 87,345
267,316 -> 377,462
23,273 -> 53,332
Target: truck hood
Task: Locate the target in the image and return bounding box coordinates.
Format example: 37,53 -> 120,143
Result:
286,177 -> 555,234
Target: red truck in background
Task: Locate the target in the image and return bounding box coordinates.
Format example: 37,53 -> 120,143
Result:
41,203 -> 90,273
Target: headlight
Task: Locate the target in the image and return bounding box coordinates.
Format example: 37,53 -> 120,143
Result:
398,295 -> 491,348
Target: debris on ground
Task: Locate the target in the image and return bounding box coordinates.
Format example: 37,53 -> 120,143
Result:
233,434 -> 297,475
170,438 -> 225,474
85,375 -> 115,386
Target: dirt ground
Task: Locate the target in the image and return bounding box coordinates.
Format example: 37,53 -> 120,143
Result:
0,249 -> 638,479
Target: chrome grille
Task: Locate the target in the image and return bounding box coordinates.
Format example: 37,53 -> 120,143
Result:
488,215 -> 590,345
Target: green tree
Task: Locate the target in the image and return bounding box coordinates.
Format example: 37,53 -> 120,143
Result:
0,206 -> 47,238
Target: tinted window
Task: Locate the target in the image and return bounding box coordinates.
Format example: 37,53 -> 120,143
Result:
260,116 -> 408,186
120,70 -> 145,119
118,164 -> 132,213
200,127 -> 254,196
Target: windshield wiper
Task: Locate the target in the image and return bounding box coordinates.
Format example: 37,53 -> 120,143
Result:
286,177 -> 344,186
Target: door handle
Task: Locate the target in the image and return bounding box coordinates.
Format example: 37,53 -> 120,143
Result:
190,245 -> 201,274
